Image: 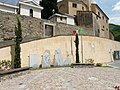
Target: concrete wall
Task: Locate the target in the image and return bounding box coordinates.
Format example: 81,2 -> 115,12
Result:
1,36 -> 120,67
20,36 -> 120,67
0,46 -> 11,61
20,4 -> 41,19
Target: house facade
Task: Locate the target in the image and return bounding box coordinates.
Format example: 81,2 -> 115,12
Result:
0,0 -> 43,19
0,2 -> 18,14
19,0 -> 43,18
58,0 -> 110,39
49,13 -> 75,25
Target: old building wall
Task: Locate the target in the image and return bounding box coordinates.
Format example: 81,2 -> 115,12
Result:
57,0 -> 69,14
58,0 -> 88,16
68,1 -> 87,16
91,4 -> 109,39
92,13 -> 101,37
76,11 -> 95,36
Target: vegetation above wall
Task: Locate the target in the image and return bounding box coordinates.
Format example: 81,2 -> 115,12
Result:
109,23 -> 120,41
40,0 -> 58,19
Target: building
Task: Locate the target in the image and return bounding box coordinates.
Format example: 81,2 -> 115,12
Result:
58,0 -> 92,16
58,0 -> 109,39
76,11 -> 101,36
49,13 -> 75,25
0,1 -> 18,14
19,0 -> 43,18
0,0 -> 43,19
91,4 -> 109,38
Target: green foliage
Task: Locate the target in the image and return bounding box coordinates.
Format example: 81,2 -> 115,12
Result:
74,34 -> 80,63
109,23 -> 120,41
85,59 -> 94,64
96,63 -> 102,67
14,17 -> 22,68
0,60 -> 11,69
40,0 -> 58,19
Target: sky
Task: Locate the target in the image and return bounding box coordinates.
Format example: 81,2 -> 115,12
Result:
35,0 -> 120,25
92,0 -> 120,25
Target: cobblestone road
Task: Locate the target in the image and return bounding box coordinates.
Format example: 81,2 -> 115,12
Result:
0,67 -> 120,90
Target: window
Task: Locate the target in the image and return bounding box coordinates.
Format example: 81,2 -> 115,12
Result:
106,28 -> 108,31
60,17 -> 62,21
98,29 -> 100,33
96,15 -> 98,20
102,29 -> 104,31
72,3 -> 77,8
98,12 -> 100,16
102,16 -> 104,20
30,9 -> 33,17
82,6 -> 84,10
114,51 -> 120,60
106,20 -> 108,23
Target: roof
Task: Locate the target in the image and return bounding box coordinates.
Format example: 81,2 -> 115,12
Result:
0,2 -> 19,8
0,0 -> 42,8
19,1 -> 43,9
49,13 -> 75,20
20,0 -> 39,6
49,13 -> 67,19
91,4 -> 109,19
0,0 -> 19,5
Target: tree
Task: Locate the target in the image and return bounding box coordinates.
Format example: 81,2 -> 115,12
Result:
40,0 -> 58,19
14,17 -> 22,68
74,33 -> 80,63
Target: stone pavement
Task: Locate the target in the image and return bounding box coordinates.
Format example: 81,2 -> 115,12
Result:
0,67 -> 120,90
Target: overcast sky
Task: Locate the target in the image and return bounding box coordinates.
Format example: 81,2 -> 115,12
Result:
36,0 -> 120,25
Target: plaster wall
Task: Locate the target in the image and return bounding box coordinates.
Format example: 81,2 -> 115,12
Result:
20,4 -> 41,18
0,5 -> 17,14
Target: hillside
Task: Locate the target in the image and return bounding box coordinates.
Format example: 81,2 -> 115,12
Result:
109,24 -> 120,41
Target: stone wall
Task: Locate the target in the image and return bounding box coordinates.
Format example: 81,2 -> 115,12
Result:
76,11 -> 95,36
0,11 -> 44,41
0,11 -> 94,42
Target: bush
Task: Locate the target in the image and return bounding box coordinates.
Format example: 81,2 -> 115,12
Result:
96,63 -> 102,67
0,60 -> 12,70
85,59 -> 94,64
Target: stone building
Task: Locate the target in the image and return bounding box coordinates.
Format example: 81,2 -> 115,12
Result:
58,0 -> 110,39
49,13 -> 75,25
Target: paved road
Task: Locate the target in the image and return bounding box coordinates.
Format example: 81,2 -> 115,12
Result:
109,60 -> 120,68
0,67 -> 120,90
